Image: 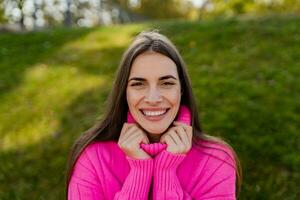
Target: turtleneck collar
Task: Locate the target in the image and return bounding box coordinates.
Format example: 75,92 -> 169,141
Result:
140,142 -> 167,157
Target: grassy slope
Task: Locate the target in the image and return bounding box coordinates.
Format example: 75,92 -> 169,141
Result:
0,15 -> 299,199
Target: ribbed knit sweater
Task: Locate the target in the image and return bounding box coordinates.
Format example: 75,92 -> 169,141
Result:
68,139 -> 236,199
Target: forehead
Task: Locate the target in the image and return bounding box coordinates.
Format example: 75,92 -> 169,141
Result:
129,52 -> 178,79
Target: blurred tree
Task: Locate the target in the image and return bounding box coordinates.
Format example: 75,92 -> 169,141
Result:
208,0 -> 254,16
64,0 -> 72,27
254,0 -> 300,14
109,0 -> 133,23
1,0 -> 299,29
198,0 -> 210,19
200,0 -> 300,18
0,0 -> 6,23
129,0 -> 193,19
8,0 -> 26,30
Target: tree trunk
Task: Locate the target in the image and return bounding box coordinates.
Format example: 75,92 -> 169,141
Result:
64,0 -> 72,27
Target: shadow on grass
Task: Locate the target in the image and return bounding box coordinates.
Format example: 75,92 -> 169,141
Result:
0,27 -> 131,199
0,27 -> 95,98
0,84 -> 111,200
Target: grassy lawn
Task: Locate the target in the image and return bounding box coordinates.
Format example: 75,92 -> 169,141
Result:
0,15 -> 299,199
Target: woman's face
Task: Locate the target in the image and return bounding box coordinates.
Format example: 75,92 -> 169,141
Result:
126,51 -> 181,141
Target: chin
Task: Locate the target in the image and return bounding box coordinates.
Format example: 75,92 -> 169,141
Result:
134,110 -> 178,134
141,124 -> 170,134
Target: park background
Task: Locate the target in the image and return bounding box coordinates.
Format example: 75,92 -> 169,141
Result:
0,0 -> 299,199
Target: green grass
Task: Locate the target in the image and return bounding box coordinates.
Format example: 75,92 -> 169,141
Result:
0,15 -> 299,199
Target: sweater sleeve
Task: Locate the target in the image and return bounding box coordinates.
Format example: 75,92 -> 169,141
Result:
193,150 -> 237,200
68,149 -> 105,200
152,149 -> 190,200
152,149 -> 236,200
113,156 -> 154,200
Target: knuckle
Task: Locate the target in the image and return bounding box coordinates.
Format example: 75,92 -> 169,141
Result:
165,134 -> 171,140
169,126 -> 176,131
169,129 -> 176,134
180,144 -> 186,151
179,127 -> 185,133
128,125 -> 137,131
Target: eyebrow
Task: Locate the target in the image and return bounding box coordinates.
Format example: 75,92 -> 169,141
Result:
128,75 -> 177,82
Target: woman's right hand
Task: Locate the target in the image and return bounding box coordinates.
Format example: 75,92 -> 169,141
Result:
118,123 -> 151,159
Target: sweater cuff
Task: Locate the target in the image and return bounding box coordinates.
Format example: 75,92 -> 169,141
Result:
155,149 -> 186,170
154,150 -> 186,190
118,156 -> 153,199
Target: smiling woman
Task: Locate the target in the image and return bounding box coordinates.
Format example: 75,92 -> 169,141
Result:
65,30 -> 242,200
126,52 -> 182,143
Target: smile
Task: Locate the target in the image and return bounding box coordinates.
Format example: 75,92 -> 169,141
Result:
139,108 -> 170,121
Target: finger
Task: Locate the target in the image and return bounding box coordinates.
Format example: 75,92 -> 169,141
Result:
188,128 -> 193,142
173,121 -> 188,131
120,125 -> 137,142
124,128 -> 150,146
168,129 -> 182,146
173,122 -> 193,141
132,126 -> 150,144
165,133 -> 177,147
160,134 -> 166,144
184,125 -> 193,142
120,123 -> 133,137
160,131 -> 175,144
141,132 -> 150,144
123,130 -> 139,145
119,123 -> 128,138
174,126 -> 190,148
129,124 -> 150,144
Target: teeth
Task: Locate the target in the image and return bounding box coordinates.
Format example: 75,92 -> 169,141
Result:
143,109 -> 167,116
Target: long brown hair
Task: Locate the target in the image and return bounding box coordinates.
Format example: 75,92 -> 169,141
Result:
65,30 -> 242,198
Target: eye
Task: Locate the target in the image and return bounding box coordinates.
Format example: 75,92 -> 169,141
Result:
163,82 -> 175,86
131,82 -> 143,87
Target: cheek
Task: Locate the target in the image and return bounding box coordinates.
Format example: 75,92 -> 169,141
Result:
126,90 -> 141,106
164,89 -> 181,104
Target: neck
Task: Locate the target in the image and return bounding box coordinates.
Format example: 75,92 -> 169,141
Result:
147,133 -> 161,143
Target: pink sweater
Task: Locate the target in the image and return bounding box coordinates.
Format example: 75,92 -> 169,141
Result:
68,140 -> 236,199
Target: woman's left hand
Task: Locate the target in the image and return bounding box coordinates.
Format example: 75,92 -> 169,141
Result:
160,121 -> 193,154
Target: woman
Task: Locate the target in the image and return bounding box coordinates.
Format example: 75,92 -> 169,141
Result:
66,30 -> 242,199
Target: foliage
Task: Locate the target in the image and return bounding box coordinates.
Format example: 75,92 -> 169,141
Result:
129,0 -> 194,19
0,0 -> 6,23
203,0 -> 300,18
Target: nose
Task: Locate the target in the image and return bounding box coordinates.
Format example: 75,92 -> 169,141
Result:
145,88 -> 162,104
